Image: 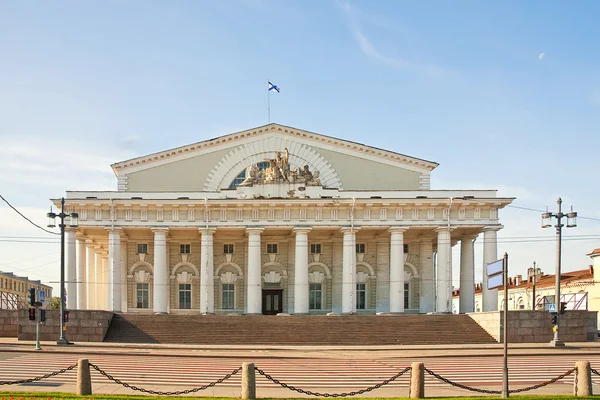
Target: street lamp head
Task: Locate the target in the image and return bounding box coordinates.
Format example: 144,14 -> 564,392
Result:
69,212 -> 79,227
541,211 -> 552,228
47,208 -> 57,228
566,207 -> 577,228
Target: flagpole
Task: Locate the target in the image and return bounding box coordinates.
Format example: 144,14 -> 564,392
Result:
267,79 -> 271,123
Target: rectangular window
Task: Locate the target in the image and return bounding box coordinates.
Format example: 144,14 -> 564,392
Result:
315,209 -> 323,220
310,243 -> 321,254
137,243 -> 148,254
220,209 -> 227,221
223,244 -> 234,254
125,209 -> 133,221
404,244 -> 409,254
309,283 -> 322,310
180,244 -> 191,254
141,209 -> 148,221
300,209 -> 307,220
136,283 -> 149,308
356,243 -> 366,254
188,208 -> 195,222
252,209 -> 259,220
283,209 -> 291,220
266,243 -> 278,254
222,284 -> 235,309
179,284 -> 191,309
356,283 -> 366,310
236,209 -> 243,221
267,209 -> 275,220
172,209 -> 179,222
331,209 -> 338,220
157,209 -> 164,221
404,283 -> 410,309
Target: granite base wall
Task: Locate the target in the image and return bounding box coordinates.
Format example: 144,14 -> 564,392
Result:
18,310 -> 113,342
0,310 -> 18,337
469,310 -> 597,343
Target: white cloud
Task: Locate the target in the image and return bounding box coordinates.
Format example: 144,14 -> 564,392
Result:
538,52 -> 545,60
337,1 -> 448,79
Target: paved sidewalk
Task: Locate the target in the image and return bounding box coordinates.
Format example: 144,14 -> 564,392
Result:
1,337 -> 600,359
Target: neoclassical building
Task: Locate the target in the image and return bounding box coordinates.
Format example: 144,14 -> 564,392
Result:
57,123 -> 513,315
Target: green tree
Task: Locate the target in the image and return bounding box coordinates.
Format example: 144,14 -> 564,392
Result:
49,296 -> 61,310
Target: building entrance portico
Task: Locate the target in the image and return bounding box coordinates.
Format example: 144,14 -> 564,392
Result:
262,289 -> 283,315
54,123 -> 514,316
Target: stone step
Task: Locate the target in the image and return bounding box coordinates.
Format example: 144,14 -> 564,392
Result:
104,314 -> 497,345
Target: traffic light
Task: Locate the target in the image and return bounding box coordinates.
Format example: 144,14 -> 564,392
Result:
63,310 -> 69,323
28,308 -> 36,321
551,314 -> 558,325
29,288 -> 36,306
560,302 -> 568,314
40,309 -> 46,322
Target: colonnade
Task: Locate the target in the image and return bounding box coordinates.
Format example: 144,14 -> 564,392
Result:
64,226 -> 500,314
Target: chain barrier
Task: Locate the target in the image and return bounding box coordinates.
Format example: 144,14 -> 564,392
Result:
255,366 -> 411,397
0,364 -> 77,386
424,367 -> 501,394
591,368 -> 600,376
89,363 -> 241,396
509,368 -> 576,394
424,367 -> 577,395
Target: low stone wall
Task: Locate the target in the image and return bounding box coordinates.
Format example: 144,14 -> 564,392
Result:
18,310 -> 113,342
469,310 -> 597,343
0,310 -> 18,337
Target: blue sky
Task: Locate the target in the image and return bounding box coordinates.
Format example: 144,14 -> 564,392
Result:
1,0 -> 599,293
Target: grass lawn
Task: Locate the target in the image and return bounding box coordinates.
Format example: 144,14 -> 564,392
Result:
0,393 -> 598,400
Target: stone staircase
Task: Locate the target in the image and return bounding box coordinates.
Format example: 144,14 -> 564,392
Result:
103,314 -> 497,345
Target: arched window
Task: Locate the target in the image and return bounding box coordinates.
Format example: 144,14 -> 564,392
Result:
229,161 -> 271,188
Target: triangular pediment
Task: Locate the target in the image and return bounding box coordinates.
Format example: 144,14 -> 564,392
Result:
112,123 -> 438,192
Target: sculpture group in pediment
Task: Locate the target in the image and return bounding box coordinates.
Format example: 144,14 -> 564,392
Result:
238,147 -> 322,187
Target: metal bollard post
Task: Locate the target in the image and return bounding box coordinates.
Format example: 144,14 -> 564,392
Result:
241,362 -> 256,399
410,362 -> 424,398
574,361 -> 592,396
76,359 -> 92,396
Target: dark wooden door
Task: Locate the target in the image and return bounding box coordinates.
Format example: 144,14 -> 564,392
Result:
262,289 -> 283,315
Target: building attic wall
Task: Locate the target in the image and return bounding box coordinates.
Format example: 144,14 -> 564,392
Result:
126,147 -> 231,192
316,147 -> 421,190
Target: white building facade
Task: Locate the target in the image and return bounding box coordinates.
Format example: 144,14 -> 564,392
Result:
56,123 -> 513,315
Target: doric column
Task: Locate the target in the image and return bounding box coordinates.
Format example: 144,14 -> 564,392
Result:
94,250 -> 102,309
436,228 -> 452,313
120,236 -> 128,313
86,241 -> 95,309
65,228 -> 77,310
101,255 -> 108,310
419,236 -> 434,313
482,226 -> 502,311
246,228 -> 264,314
459,235 -> 476,313
293,228 -> 312,314
199,228 -> 216,314
107,228 -> 122,312
341,227 -> 359,314
152,228 -> 169,314
76,235 -> 87,310
389,228 -> 406,313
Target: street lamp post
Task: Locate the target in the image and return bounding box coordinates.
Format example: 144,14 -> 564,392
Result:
541,197 -> 577,347
47,197 -> 78,345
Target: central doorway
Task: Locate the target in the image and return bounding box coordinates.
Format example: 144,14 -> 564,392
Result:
262,289 -> 283,315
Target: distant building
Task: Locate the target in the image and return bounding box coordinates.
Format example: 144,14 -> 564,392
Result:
0,271 -> 53,309
453,265 -> 594,313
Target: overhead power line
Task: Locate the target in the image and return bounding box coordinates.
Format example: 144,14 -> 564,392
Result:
0,194 -> 60,236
